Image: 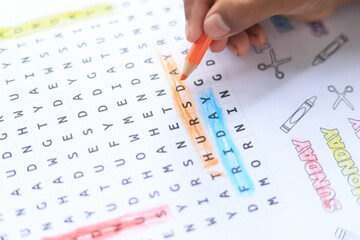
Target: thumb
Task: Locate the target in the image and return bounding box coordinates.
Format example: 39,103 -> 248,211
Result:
204,0 -> 280,40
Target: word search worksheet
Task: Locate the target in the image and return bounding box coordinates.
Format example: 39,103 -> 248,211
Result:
0,0 -> 360,239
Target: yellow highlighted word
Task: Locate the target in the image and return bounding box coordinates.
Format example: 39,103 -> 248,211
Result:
0,4 -> 116,41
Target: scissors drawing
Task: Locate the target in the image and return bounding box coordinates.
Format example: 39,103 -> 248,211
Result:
258,49 -> 291,79
328,85 -> 354,110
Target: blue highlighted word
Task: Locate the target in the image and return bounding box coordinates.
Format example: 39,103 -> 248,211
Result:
197,89 -> 254,194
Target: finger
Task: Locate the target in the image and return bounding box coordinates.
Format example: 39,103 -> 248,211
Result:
184,0 -> 212,42
277,0 -> 345,18
203,0 -> 280,40
284,9 -> 335,22
210,38 -> 228,52
245,24 -> 267,46
227,31 -> 250,56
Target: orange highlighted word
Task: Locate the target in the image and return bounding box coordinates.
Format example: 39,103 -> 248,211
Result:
159,54 -> 219,169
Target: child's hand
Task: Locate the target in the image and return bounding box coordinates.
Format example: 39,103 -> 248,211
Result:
184,0 -> 357,56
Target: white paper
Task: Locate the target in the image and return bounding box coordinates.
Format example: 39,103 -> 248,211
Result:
0,0 -> 359,239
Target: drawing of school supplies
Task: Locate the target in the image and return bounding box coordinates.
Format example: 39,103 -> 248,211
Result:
280,96 -> 317,133
258,48 -> 291,79
252,42 -> 271,54
312,34 -> 348,66
335,227 -> 360,240
328,85 -> 354,110
181,1 -> 218,80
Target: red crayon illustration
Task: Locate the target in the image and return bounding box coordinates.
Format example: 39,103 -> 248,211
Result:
42,205 -> 171,240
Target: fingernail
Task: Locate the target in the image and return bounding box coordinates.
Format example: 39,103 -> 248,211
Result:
204,13 -> 231,39
185,21 -> 191,40
227,44 -> 237,56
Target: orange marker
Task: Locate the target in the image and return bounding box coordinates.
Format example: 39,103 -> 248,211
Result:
180,0 -> 218,81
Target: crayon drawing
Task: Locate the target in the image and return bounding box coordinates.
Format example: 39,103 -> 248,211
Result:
280,96 -> 316,133
312,34 -> 348,66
